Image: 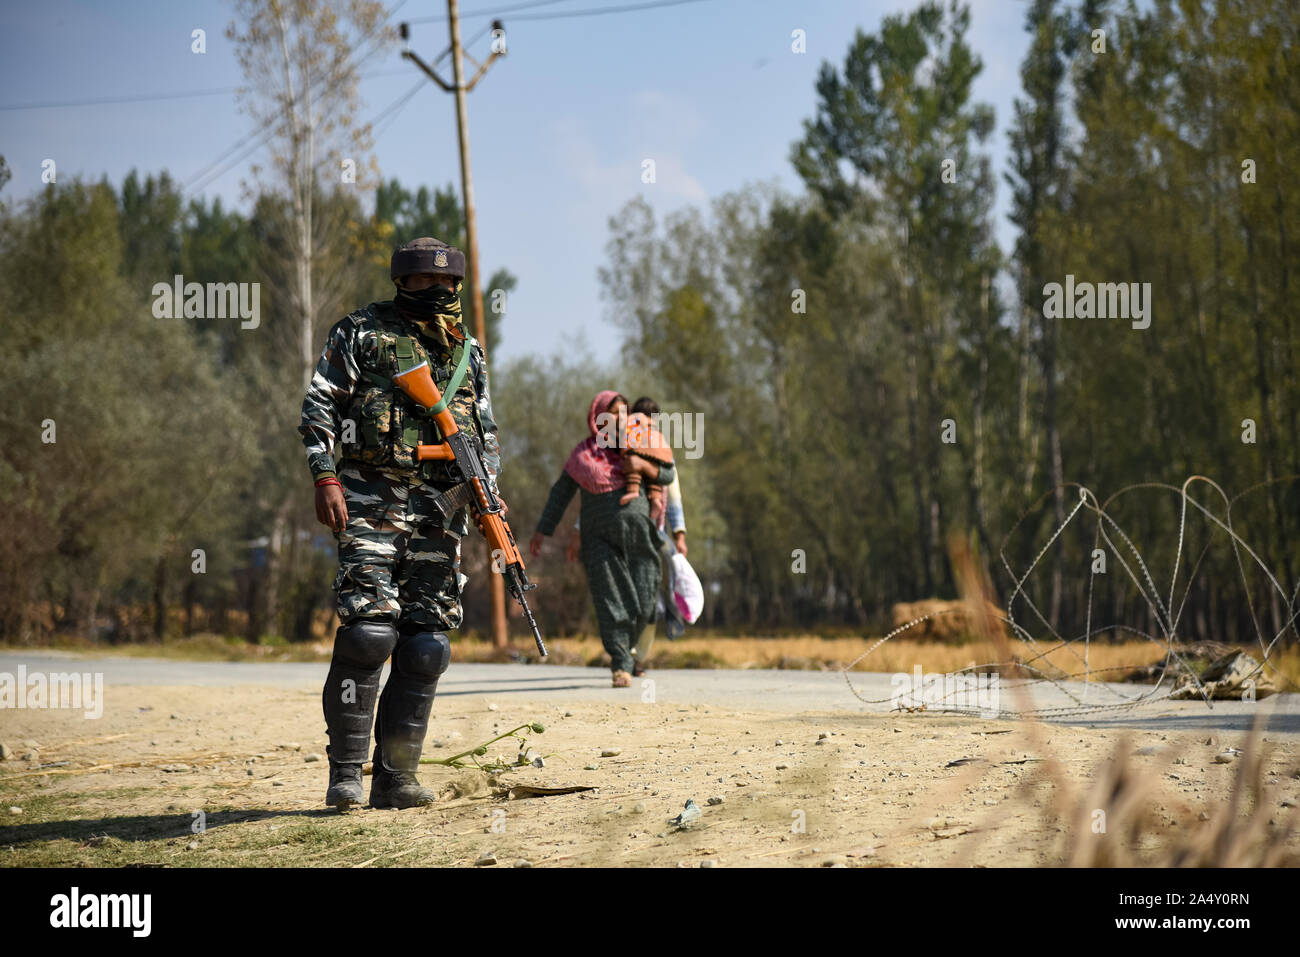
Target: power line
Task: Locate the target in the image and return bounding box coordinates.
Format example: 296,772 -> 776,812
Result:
406,0 -> 572,24
0,68 -> 414,113
186,0 -> 719,195
370,79 -> 427,142
369,10 -> 500,143
183,1 -> 410,195
508,0 -> 716,21
425,19 -> 496,71
2,0 -> 719,113
409,0 -> 715,23
187,67 -> 431,197
9,0 -> 722,193
0,86 -> 239,112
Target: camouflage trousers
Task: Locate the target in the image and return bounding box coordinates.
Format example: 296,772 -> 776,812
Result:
333,464 -> 470,631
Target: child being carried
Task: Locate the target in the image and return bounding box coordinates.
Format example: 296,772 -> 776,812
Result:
617,410 -> 674,517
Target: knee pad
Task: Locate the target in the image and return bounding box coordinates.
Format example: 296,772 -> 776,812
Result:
333,620 -> 398,671
392,631 -> 451,681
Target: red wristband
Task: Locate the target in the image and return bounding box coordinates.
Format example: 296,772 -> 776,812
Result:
315,477 -> 342,489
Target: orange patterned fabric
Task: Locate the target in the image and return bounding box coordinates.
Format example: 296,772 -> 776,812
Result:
625,412 -> 674,465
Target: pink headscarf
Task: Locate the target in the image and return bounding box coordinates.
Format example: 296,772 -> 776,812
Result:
563,390 -> 626,494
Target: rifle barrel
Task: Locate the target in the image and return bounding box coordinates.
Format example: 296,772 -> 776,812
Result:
517,584 -> 547,657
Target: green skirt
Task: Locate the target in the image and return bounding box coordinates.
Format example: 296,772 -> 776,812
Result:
579,489 -> 662,673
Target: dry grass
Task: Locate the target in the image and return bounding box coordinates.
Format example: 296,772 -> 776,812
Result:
1053,726 -> 1299,866
493,635 -> 1177,680
889,598 -> 1010,642
5,632 -> 1297,689
942,534 -> 1300,867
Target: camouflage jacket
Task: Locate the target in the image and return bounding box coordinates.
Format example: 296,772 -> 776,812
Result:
299,300 -> 501,490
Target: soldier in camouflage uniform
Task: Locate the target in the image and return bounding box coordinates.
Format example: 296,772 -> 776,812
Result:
300,237 -> 503,810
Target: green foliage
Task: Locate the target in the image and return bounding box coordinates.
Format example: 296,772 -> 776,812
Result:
0,179 -> 258,641
3,0 -> 1297,650
376,179 -> 464,242
0,166 -> 525,645
594,0 -> 1299,644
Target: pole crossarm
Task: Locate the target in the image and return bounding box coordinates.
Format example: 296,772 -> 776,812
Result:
400,49 -> 454,92
464,51 -> 503,92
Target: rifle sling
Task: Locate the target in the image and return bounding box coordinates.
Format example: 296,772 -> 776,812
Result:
358,337 -> 476,414
427,338 -> 474,415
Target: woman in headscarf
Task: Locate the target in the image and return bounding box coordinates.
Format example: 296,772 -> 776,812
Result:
530,391 -> 676,687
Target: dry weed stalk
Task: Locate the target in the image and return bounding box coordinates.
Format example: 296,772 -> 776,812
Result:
949,534 -> 1298,867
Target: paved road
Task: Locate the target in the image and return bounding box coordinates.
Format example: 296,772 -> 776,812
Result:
2,652 -> 1296,735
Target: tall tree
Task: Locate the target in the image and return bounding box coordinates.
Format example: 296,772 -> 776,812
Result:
792,0 -> 1000,596
1005,0 -> 1079,626
227,0 -> 386,387
226,0 -> 386,639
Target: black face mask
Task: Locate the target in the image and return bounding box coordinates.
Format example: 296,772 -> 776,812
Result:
394,282 -> 459,319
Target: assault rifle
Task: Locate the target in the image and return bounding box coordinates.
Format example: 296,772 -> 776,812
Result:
393,359 -> 547,657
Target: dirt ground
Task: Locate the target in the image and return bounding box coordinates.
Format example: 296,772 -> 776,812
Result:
2,683 -> 1298,867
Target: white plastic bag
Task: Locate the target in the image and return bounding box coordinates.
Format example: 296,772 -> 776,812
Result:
670,552 -> 704,624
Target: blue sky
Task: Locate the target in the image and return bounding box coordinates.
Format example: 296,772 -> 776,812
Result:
0,0 -> 1032,364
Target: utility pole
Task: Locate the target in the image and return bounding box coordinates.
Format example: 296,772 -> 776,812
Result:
449,1 -> 482,349
401,8 -> 510,649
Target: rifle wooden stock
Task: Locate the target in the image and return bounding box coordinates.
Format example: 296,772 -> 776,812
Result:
392,362 -> 461,457
392,358 -> 547,656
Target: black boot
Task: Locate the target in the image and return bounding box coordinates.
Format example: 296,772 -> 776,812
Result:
322,620 -> 398,809
369,744 -> 435,809
325,749 -> 364,809
370,630 -> 450,809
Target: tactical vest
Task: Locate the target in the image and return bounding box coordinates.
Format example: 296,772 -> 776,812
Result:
337,301 -> 486,482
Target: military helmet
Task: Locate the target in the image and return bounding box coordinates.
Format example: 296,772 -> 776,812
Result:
390,236 -> 466,283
